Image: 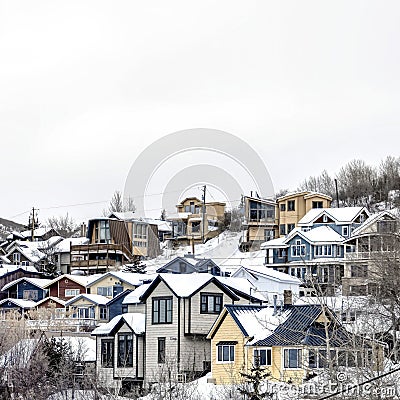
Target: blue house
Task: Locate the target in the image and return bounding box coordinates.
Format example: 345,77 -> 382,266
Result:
156,256 -> 221,276
106,289 -> 132,321
1,277 -> 52,301
0,298 -> 37,316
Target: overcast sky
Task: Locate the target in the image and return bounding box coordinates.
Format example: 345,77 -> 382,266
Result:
1,1 -> 400,225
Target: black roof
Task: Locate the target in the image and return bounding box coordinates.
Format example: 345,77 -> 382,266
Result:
252,304 -> 353,347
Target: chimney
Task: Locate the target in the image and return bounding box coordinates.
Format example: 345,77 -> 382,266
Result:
283,290 -> 292,306
273,294 -> 278,315
81,223 -> 87,238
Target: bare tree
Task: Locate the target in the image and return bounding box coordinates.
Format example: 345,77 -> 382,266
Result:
47,213 -> 79,238
104,190 -> 136,216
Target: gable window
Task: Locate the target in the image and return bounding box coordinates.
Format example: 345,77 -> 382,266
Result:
322,214 -> 328,223
200,293 -> 222,314
20,261 -> 30,266
101,339 -> 114,368
158,337 -> 166,364
65,289 -> 80,297
342,226 -> 349,237
287,200 -> 295,211
99,305 -> 107,320
118,333 -> 133,367
12,253 -> 20,264
312,201 -> 323,209
217,342 -> 236,363
152,297 -> 172,324
23,290 -> 39,301
254,348 -> 272,367
283,348 -> 302,369
97,286 -> 113,297
291,240 -> 306,257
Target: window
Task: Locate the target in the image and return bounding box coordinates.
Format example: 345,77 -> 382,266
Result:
12,253 -> 20,264
97,286 -> 113,297
99,305 -> 107,320
200,293 -> 222,314
65,289 -> 80,297
118,333 -> 133,367
20,261 -> 30,266
277,248 -> 286,259
101,339 -> 114,368
342,226 -> 349,237
96,220 -> 111,243
122,305 -> 128,314
254,349 -> 272,366
280,225 -> 286,235
287,200 -> 295,211
217,342 -> 236,363
280,203 -> 286,212
133,223 -> 148,240
312,201 -> 323,209
152,297 -> 172,324
291,240 -> 306,257
323,214 -> 328,223
350,265 -> 368,278
77,307 -> 95,319
158,337 -> 166,364
283,348 -> 302,369
191,221 -> 201,233
287,223 -> 295,233
23,290 -> 39,300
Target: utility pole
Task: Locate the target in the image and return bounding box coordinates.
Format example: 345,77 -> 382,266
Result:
28,207 -> 39,241
202,185 -> 206,244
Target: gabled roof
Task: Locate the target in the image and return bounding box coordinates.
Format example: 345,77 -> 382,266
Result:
207,305 -> 264,340
1,277 -> 52,292
35,296 -> 66,307
352,210 -> 399,236
279,226 -> 345,246
215,276 -> 267,302
86,271 -> 156,288
260,236 -> 288,250
298,207 -> 368,226
277,191 -> 332,202
0,298 -> 37,309
0,265 -> 40,277
140,273 -> 240,301
65,293 -> 109,306
91,312 -> 145,336
251,305 -> 350,347
106,289 -> 132,306
123,284 -> 151,304
231,265 -> 301,285
43,274 -> 100,289
5,241 -> 46,263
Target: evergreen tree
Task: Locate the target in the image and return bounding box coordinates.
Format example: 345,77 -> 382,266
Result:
124,256 -> 147,274
238,363 -> 273,400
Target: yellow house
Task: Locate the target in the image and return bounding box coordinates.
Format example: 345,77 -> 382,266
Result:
207,303 -> 383,385
277,192 -> 332,237
86,271 -> 155,299
169,197 -> 226,244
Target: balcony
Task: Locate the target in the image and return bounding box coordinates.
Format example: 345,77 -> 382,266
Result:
344,250 -> 399,261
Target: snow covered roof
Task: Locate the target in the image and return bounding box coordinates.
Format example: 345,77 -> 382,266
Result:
215,276 -> 267,301
55,237 -> 89,253
0,255 -> 10,264
64,294 -> 109,306
1,277 -> 52,291
0,265 -> 39,276
300,225 -> 345,243
122,283 -> 151,304
86,271 -> 156,288
231,265 -> 301,285
43,274 -> 101,288
277,191 -> 332,201
108,211 -> 136,220
0,298 -> 37,309
260,236 -> 288,249
352,210 -> 399,236
298,206 -> 367,225
6,241 -> 46,263
35,296 -> 66,307
142,218 -> 172,232
92,312 -> 145,335
167,212 -> 192,220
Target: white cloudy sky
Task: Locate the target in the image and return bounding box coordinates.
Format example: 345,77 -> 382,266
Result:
1,1 -> 399,224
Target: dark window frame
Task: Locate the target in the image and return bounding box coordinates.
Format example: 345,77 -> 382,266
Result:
101,339 -> 114,368
117,333 -> 133,367
200,293 -> 223,314
158,337 -> 166,364
152,297 -> 173,324
287,200 -> 295,211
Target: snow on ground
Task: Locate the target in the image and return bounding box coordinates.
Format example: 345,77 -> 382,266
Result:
144,231 -> 265,275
